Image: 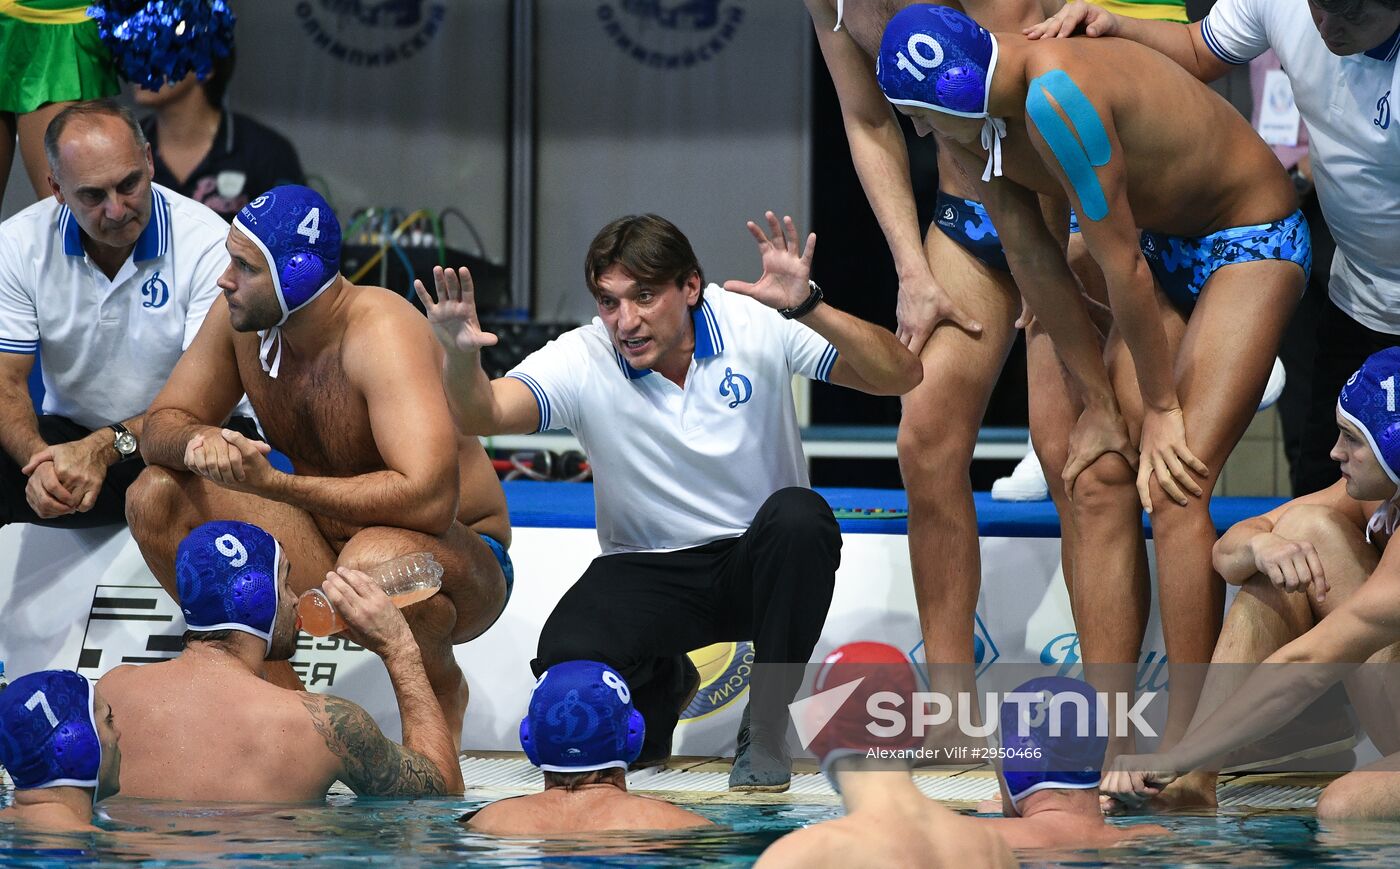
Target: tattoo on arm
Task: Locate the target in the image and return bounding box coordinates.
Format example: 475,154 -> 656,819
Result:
301,695 -> 448,797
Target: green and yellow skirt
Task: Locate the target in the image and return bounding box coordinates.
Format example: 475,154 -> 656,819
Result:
0,0 -> 119,114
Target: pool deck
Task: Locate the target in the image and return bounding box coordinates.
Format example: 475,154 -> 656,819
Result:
446,752 -> 1332,811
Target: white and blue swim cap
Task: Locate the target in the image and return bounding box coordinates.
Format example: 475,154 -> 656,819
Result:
1338,347 -> 1400,490
233,185 -> 341,377
1000,676 -> 1106,810
877,5 -> 1006,180
0,670 -> 101,791
175,520 -> 282,656
519,661 -> 645,773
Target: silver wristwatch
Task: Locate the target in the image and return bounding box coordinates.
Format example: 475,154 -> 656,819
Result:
109,423 -> 138,461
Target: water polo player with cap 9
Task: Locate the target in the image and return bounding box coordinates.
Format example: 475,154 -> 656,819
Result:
463,660 -> 713,835
876,4 -> 1310,760
124,184 -> 512,743
0,670 -> 121,833
1106,348 -> 1400,818
98,519 -> 463,801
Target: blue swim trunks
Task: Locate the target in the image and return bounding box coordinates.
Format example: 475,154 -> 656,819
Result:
934,191 -> 1082,274
1139,209 -> 1312,313
478,533 -> 514,633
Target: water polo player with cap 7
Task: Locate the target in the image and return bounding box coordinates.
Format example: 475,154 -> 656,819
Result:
464,660 -> 713,836
876,5 -> 1309,760
97,520 -> 463,801
0,670 -> 121,833
125,185 -> 512,743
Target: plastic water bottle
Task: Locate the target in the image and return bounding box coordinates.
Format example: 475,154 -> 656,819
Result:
296,553 -> 444,637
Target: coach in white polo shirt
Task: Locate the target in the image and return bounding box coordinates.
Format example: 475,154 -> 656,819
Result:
1030,0 -> 1400,493
417,212 -> 921,792
0,100 -> 248,528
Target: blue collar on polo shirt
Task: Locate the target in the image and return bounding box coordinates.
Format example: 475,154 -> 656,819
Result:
1364,24 -> 1400,62
612,296 -> 726,380
60,187 -> 172,261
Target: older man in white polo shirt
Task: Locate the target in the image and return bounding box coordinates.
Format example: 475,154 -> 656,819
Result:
0,99 -> 244,528
417,212 -> 921,792
1029,0 -> 1400,493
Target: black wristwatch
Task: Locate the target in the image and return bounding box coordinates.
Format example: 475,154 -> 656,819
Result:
780,280 -> 825,320
109,423 -> 138,461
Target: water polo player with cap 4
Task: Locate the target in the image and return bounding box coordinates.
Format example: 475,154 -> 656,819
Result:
126,185 -> 512,742
463,661 -> 713,836
876,5 -> 1309,761
756,642 -> 1015,869
971,676 -> 1165,847
1106,348 -> 1400,819
98,520 -> 464,801
0,670 -> 121,833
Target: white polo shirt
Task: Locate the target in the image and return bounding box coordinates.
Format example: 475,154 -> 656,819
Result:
0,184 -> 231,431
507,285 -> 839,555
1202,0 -> 1400,333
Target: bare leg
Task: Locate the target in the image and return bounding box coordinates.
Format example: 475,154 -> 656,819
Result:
16,103 -> 69,198
1318,750 -> 1400,821
1148,261 -> 1302,749
338,523 -> 508,743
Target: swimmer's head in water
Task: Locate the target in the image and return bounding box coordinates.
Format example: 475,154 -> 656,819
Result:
519,661 -> 645,773
1337,347 -> 1400,499
1000,676 -> 1106,814
806,641 -> 921,790
176,520 -> 296,660
228,185 -> 341,332
0,670 -> 120,800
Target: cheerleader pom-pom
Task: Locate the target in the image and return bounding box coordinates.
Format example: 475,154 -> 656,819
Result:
88,0 -> 237,91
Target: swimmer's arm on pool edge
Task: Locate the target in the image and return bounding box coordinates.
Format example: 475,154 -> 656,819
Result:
416,266 -> 542,436
300,567 -> 465,797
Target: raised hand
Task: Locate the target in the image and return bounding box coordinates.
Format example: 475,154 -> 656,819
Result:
413,266 -> 499,354
722,212 -> 816,312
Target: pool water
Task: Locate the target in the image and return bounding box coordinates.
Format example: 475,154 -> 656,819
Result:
6,783 -> 1400,868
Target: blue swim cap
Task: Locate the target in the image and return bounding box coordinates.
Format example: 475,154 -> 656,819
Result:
877,5 -> 998,119
176,521 -> 282,656
233,185 -> 341,325
519,661 -> 645,773
1338,347 -> 1400,487
1000,676 -> 1106,809
0,670 -> 101,790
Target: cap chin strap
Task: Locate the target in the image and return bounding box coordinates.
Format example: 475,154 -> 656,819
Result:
981,117 -> 1007,181
833,0 -> 843,31
258,328 -> 284,379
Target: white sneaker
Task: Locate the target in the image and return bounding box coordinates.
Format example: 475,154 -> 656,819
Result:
991,439 -> 1050,501
1257,357 -> 1286,413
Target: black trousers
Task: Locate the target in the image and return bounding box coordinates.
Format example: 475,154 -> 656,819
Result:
534,487 -> 841,760
1293,297 -> 1400,496
0,415 -> 261,528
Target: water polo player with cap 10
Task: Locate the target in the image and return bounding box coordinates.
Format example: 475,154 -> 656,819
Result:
971,676 -> 1165,847
756,641 -> 1015,869
463,660 -> 712,835
0,670 -> 121,833
876,5 -> 1309,759
1106,348 -> 1400,819
125,184 -> 512,742
98,520 -> 464,801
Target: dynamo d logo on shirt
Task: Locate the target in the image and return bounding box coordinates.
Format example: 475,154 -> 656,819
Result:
719,367 -> 752,408
296,0 -> 447,67
596,0 -> 745,69
141,272 -> 170,309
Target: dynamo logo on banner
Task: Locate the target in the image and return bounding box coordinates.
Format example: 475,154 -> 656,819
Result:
596,1 -> 745,69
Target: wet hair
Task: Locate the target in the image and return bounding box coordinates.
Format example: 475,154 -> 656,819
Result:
200,45 -> 237,108
583,214 -> 704,303
43,99 -> 148,175
542,768 -> 626,792
182,628 -> 236,648
1314,0 -> 1400,17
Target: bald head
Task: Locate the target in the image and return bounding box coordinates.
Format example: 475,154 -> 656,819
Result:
44,100 -> 154,253
43,99 -> 148,180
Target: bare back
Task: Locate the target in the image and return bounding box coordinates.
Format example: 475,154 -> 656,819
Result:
978,810 -> 1167,850
992,37 -> 1296,236
99,659 -> 341,802
230,285 -> 507,548
756,802 -> 1016,868
464,788 -> 713,836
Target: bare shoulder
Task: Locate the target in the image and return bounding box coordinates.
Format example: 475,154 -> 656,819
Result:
755,823 -> 856,869
630,793 -> 715,828
342,286 -> 436,353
